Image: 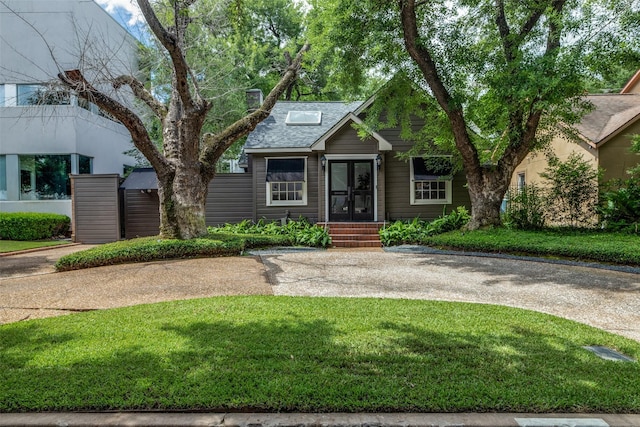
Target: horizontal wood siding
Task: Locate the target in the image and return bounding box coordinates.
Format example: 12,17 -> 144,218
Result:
124,190 -> 160,239
325,125 -> 379,155
71,174 -> 120,243
254,154 -> 320,223
206,174 -> 254,225
378,133 -> 471,221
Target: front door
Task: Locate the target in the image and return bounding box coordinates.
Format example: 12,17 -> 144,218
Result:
329,160 -> 374,221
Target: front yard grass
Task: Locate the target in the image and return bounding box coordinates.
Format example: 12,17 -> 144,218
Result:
421,228 -> 640,266
0,239 -> 70,254
1,296 -> 639,413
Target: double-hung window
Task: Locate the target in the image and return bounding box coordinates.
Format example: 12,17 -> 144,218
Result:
266,157 -> 307,206
410,156 -> 453,205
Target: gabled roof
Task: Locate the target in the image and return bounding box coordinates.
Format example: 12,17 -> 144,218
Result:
244,101 -> 363,152
311,112 -> 392,151
575,94 -> 640,145
621,69 -> 640,94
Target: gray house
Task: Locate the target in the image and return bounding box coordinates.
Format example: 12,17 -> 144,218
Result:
241,98 -> 470,225
117,96 -> 471,246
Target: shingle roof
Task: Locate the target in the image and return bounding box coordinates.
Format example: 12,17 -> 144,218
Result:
244,101 -> 363,150
577,94 -> 640,145
120,168 -> 158,190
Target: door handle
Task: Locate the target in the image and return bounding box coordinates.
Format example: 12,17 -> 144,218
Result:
348,186 -> 353,202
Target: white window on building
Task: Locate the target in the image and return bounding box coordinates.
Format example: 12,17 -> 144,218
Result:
517,172 -> 526,191
410,156 -> 453,205
0,84 -> 5,107
265,157 -> 307,206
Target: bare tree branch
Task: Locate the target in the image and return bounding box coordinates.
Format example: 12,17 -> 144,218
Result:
136,0 -> 201,112
58,69 -> 170,174
113,75 -> 168,118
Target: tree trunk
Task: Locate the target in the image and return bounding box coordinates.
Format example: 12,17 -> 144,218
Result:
465,168 -> 510,230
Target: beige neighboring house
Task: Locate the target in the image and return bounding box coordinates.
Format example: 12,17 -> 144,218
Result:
511,70 -> 640,189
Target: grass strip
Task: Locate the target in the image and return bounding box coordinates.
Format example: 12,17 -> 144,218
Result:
0,240 -> 70,254
422,228 -> 640,266
1,296 -> 639,413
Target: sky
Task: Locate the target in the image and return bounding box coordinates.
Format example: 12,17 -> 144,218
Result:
95,0 -> 144,27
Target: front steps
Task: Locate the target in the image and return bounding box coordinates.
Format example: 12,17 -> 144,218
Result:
320,222 -> 384,248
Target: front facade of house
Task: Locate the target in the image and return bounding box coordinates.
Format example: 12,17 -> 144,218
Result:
242,99 -> 470,224
0,0 -> 137,218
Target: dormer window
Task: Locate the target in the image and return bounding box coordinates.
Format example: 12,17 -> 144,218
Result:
285,110 -> 322,125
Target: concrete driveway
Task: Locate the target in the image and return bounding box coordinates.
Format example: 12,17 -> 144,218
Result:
1,245 -> 639,342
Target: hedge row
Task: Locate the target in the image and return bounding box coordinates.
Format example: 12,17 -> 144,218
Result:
0,212 -> 70,241
55,233 -> 291,272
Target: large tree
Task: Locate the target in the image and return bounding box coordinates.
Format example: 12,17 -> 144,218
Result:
59,0 -> 309,239
309,0 -> 639,228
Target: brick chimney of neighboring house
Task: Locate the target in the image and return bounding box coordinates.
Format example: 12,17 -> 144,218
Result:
246,89 -> 264,112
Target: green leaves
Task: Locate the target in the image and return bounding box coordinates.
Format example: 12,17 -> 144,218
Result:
0,212 -> 70,241
208,218 -> 332,248
379,207 -> 470,246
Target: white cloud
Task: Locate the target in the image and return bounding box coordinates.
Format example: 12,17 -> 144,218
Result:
95,0 -> 144,26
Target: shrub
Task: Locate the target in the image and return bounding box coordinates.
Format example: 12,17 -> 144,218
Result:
209,217 -> 331,248
0,212 -> 70,240
540,153 -> 600,227
55,231 -> 296,272
599,177 -> 640,233
379,207 -> 470,246
503,184 -> 547,230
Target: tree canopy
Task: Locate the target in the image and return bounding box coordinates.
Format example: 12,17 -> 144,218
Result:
307,0 -> 640,227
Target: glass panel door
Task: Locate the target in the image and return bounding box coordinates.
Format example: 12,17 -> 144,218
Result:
329,160 -> 374,221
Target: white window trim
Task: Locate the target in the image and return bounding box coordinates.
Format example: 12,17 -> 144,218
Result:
410,156 -> 453,205
265,156 -> 308,206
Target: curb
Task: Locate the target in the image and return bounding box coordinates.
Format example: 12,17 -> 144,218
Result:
1,412 -> 640,427
0,242 -> 80,258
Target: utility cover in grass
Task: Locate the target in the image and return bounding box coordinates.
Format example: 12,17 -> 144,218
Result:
583,346 -> 636,362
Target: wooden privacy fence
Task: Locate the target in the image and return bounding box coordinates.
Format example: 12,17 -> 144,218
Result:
71,170 -> 254,242
70,174 -> 121,244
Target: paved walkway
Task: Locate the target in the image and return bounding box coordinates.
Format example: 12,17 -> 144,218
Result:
1,245 -> 639,342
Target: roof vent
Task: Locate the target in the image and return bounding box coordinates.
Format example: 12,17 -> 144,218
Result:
285,111 -> 322,126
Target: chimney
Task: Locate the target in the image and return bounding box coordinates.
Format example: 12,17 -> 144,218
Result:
246,89 -> 264,112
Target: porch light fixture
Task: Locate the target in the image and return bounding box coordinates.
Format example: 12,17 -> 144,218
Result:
376,154 -> 382,170
321,155 -> 327,171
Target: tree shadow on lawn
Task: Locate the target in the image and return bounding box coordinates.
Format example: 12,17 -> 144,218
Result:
1,304 -> 639,412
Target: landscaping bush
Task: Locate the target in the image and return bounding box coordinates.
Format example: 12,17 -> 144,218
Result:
380,207 -> 470,246
209,217 -> 331,248
599,135 -> 640,233
55,235 -> 248,271
503,184 -> 547,230
600,178 -> 640,233
0,212 -> 70,240
541,153 -> 600,227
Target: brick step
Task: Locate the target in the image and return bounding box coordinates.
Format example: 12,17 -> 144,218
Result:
331,240 -> 382,248
328,228 -> 381,236
328,234 -> 381,241
319,222 -> 384,248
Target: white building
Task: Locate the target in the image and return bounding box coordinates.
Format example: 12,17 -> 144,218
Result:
0,0 -> 138,218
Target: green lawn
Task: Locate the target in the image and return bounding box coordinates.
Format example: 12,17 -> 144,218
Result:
422,228 -> 640,266
2,296 -> 639,413
0,239 -> 70,254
